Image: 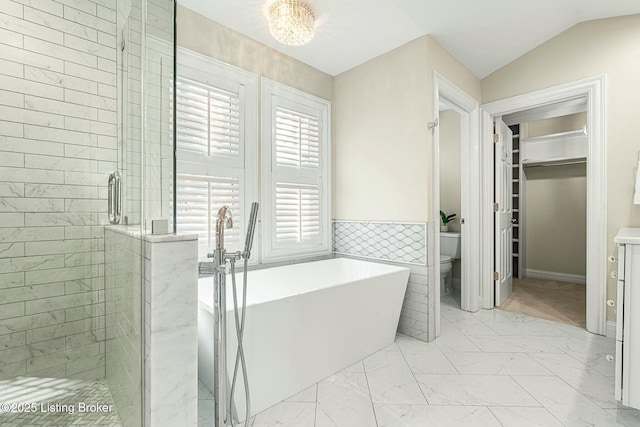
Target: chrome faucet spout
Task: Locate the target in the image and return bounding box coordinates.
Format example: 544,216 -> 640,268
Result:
216,206 -> 233,250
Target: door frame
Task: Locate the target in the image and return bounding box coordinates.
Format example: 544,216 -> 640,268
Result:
432,72 -> 481,339
480,75 -> 607,335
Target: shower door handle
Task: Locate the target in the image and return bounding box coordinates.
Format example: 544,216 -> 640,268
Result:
108,171 -> 122,225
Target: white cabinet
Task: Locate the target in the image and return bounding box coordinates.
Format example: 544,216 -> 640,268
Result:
614,227 -> 640,410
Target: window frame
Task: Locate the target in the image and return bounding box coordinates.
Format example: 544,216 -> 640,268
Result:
176,48 -> 258,261
260,78 -> 332,262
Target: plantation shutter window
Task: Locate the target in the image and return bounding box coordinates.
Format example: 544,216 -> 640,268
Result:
261,78 -> 331,262
176,49 -> 257,259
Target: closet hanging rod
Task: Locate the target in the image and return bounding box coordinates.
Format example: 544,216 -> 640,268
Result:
523,158 -> 586,168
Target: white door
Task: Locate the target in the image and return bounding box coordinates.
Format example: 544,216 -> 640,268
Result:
494,118 -> 513,306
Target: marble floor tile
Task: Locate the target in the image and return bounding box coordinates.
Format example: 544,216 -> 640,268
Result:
513,375 -> 626,427
445,352 -> 551,376
363,350 -> 426,404
315,372 -> 376,427
529,352 -> 618,408
415,374 -> 539,407
252,401 -> 316,427
483,318 -> 575,336
606,408 -> 640,426
197,399 -> 214,427
489,407 -> 564,427
433,323 -> 481,353
468,335 -> 564,353
341,360 -> 365,373
374,404 -> 503,427
199,380 -> 214,400
402,349 -> 458,375
285,384 -> 317,403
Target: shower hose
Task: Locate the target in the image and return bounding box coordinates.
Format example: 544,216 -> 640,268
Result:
229,257 -> 250,427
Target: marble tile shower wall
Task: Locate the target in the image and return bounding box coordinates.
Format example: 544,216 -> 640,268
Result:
0,0 -> 117,380
333,221 -> 431,341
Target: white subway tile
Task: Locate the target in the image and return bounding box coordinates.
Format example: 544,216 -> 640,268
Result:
0,331 -> 26,351
97,30 -> 115,48
25,288 -> 100,312
64,33 -> 114,60
65,88 -> 115,111
0,272 -> 24,290
65,302 -> 103,322
24,212 -> 98,227
64,116 -> 116,137
0,213 -> 24,228
64,277 -> 102,294
0,242 -> 24,258
0,227 -> 65,243
24,6 -> 96,42
65,251 -> 104,267
0,27 -> 24,48
64,61 -> 115,85
0,9 -> 63,44
26,316 -> 98,344
97,83 -> 115,99
53,0 -> 96,16
24,36 -> 97,68
0,310 -> 65,337
0,74 -> 64,101
0,136 -> 64,156
0,254 -> 64,276
24,66 -> 97,95
64,226 -> 103,239
97,57 -> 115,73
95,4 -> 115,22
25,95 -> 97,123
25,126 -> 97,150
64,199 -> 104,212
64,171 -> 107,186
0,360 -> 26,379
64,144 -> 116,162
0,301 -> 25,319
97,109 -> 116,125
0,121 -> 24,137
63,5 -> 114,34
0,89 -> 25,108
25,153 -> 97,172
0,152 -> 24,167
0,166 -> 63,184
0,105 -> 65,129
0,32 -> 63,70
0,58 -> 24,78
25,238 -> 103,256
26,342 -> 99,373
97,160 -> 116,174
25,183 -> 99,199
97,0 -> 116,11
11,0 -> 63,17
0,2 -> 24,19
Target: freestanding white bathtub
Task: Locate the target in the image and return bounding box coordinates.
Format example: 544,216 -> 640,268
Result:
198,257 -> 410,419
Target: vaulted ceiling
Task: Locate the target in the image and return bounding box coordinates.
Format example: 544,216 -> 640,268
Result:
178,0 -> 640,78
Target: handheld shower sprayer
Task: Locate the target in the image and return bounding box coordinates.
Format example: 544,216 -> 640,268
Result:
208,202 -> 259,427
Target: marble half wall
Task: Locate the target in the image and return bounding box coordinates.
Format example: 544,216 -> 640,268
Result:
333,221 -> 434,342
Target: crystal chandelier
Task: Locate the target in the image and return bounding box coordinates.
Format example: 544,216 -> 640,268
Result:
269,0 -> 316,46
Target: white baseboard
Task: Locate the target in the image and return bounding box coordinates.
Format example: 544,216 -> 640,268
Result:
607,320 -> 617,339
525,268 -> 586,285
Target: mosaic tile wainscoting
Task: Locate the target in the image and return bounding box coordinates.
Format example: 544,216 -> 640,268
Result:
333,221 -> 433,342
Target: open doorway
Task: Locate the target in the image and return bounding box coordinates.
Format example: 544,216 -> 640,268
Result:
499,110 -> 588,328
481,76 -> 607,336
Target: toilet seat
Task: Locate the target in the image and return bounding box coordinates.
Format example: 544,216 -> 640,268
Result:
440,255 -> 452,264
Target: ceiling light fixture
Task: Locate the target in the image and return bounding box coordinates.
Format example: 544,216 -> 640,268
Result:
268,0 -> 315,47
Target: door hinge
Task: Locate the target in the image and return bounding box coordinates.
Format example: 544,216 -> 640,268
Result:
493,271 -> 500,281
493,203 -> 499,212
493,134 -> 499,143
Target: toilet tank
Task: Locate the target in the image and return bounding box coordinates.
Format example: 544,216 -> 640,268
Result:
440,232 -> 461,259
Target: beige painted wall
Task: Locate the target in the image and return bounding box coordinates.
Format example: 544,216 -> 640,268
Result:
524,112 -> 587,138
333,35 -> 480,222
333,37 -> 429,222
439,109 -> 462,233
524,164 -> 587,276
483,14 -> 640,320
177,6 -> 333,101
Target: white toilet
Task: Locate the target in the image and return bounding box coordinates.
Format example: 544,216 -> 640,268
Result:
440,232 -> 461,296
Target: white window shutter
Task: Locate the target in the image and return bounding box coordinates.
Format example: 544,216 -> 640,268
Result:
274,107 -> 320,169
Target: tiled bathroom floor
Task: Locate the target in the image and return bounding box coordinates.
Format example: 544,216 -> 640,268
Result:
198,296 -> 640,427
0,378 -> 121,426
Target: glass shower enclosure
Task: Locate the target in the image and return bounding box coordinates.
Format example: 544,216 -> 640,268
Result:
0,0 -> 175,426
